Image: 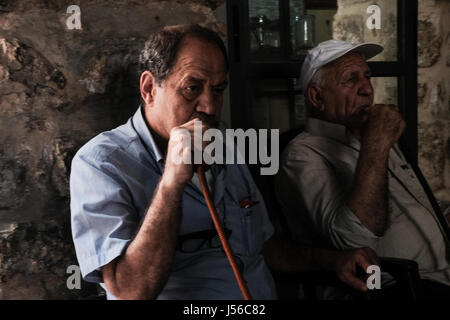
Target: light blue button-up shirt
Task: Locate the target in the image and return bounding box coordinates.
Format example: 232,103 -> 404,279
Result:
70,106 -> 276,299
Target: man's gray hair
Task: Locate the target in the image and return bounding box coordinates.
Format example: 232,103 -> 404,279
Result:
139,24 -> 228,85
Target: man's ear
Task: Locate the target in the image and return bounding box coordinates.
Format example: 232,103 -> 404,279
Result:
140,71 -> 157,106
308,85 -> 325,112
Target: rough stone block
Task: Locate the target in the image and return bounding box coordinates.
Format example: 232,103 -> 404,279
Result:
0,220 -> 101,299
333,14 -> 364,45
418,121 -> 446,191
418,16 -> 442,68
447,32 -> 450,66
418,81 -> 427,104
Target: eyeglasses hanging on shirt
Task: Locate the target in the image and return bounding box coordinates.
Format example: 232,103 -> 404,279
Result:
176,228 -> 232,253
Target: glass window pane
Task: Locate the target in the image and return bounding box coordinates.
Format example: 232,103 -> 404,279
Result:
290,1 -> 314,57
307,9 -> 335,44
247,79 -> 291,133
249,0 -> 281,60
290,1 -> 338,58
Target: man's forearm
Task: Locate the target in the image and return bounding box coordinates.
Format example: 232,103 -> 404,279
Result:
104,177 -> 185,299
346,144 -> 390,236
262,236 -> 379,292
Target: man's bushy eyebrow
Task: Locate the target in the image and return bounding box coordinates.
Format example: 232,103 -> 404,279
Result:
185,76 -> 205,83
213,80 -> 228,88
184,76 -> 228,87
341,68 -> 372,79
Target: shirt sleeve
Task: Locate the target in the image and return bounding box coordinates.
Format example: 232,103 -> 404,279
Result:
70,150 -> 139,283
278,148 -> 380,250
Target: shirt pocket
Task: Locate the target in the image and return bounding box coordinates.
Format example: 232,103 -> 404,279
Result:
240,205 -> 264,257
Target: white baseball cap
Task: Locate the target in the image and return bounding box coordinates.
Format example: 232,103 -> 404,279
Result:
300,40 -> 384,92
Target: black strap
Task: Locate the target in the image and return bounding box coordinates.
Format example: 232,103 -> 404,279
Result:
408,161 -> 450,260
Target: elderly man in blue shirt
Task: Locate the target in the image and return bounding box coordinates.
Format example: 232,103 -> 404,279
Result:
70,24 -> 377,300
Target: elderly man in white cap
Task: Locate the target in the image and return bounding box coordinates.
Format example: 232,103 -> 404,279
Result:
276,40 -> 450,298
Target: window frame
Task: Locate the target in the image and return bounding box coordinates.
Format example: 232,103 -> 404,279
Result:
226,0 -> 418,163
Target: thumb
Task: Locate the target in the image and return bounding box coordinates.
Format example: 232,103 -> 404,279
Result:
341,272 -> 368,292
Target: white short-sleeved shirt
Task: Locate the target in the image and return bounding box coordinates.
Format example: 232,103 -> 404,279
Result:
276,117 -> 450,287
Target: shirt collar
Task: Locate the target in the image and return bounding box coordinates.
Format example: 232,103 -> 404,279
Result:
305,117 -> 361,149
131,105 -> 164,163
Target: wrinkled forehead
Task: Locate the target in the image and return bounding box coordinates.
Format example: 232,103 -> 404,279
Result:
171,36 -> 228,78
172,41 -> 227,83
322,52 -> 369,77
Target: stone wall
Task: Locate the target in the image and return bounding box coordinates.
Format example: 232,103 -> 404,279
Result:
333,0 -> 450,201
417,0 -> 450,201
0,0 -> 226,299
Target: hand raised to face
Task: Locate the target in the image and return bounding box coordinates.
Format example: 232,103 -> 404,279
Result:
164,118 -> 215,186
360,104 -> 406,151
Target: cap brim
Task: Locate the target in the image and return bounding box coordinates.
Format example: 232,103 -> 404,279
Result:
345,42 -> 384,61
300,42 -> 384,92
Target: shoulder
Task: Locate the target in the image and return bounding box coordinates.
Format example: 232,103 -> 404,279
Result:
72,120 -> 139,169
282,131 -> 334,162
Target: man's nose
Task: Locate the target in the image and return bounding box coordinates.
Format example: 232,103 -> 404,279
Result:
196,89 -> 218,115
358,78 -> 374,96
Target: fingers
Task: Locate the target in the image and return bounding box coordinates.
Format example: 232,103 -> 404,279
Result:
340,272 -> 368,292
361,103 -> 406,148
388,104 -> 400,112
359,247 -> 379,266
165,118 -> 216,184
364,104 -> 378,114
336,247 -> 380,292
167,128 -> 193,167
384,103 -> 396,110
355,247 -> 380,277
368,104 -> 400,116
169,119 -> 216,165
355,251 -> 372,272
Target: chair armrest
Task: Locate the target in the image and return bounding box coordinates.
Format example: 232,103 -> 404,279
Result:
379,257 -> 419,275
377,257 -> 423,299
270,257 -> 423,300
271,268 -> 358,299
272,269 -> 343,288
